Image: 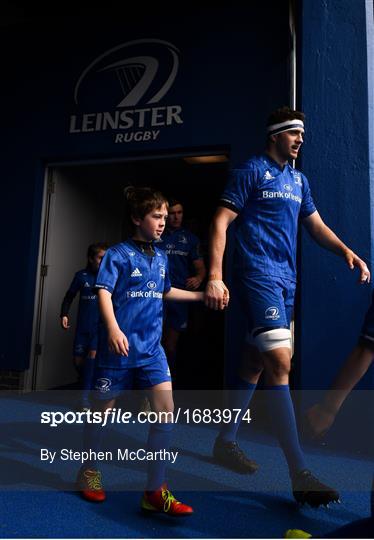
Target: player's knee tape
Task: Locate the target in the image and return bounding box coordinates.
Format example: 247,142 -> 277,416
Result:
252,327 -> 291,352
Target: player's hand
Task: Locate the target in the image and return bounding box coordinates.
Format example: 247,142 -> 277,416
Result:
185,276 -> 202,290
60,316 -> 70,330
108,328 -> 129,356
344,250 -> 371,283
204,280 -> 230,310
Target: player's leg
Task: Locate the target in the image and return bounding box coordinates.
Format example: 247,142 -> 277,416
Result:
139,359 -> 193,516
260,279 -> 339,507
306,310 -> 374,439
213,276 -> 280,473
213,341 -> 262,473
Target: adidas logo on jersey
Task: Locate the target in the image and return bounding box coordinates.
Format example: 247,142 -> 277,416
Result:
84,282 -> 90,287
264,170 -> 275,180
131,268 -> 142,277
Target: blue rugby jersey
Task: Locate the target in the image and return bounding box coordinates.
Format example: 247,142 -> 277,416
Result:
60,269 -> 99,334
220,155 -> 316,281
157,228 -> 202,289
95,239 -> 171,368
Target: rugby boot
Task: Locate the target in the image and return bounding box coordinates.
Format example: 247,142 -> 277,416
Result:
292,469 -> 340,508
141,484 -> 193,516
77,468 -> 106,502
213,437 -> 259,474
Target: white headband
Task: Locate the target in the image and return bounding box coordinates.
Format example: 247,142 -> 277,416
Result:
267,119 -> 304,136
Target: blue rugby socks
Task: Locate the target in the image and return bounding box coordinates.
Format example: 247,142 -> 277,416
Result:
219,376 -> 257,442
146,422 -> 174,490
265,384 -> 307,475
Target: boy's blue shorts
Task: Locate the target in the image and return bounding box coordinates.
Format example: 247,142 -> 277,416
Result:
234,273 -> 297,333
163,301 -> 188,332
92,356 -> 171,400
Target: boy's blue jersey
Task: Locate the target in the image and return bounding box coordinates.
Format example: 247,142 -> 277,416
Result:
157,228 -> 202,288
61,269 -> 99,334
95,240 -> 171,368
220,155 -> 316,281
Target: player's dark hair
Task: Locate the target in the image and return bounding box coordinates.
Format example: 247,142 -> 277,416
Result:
168,197 -> 183,208
87,242 -> 109,259
124,186 -> 168,223
267,106 -> 305,127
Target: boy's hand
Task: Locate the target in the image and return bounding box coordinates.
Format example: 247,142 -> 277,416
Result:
108,328 -> 129,356
60,316 -> 70,330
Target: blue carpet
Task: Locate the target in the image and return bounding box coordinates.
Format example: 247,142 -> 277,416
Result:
0,393 -> 372,538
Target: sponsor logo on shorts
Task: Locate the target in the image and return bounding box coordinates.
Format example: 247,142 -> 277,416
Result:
147,280 -> 157,289
95,378 -> 112,392
265,306 -> 280,320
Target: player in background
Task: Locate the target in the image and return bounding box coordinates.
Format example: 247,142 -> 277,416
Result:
204,106 -> 370,507
60,242 -> 107,409
158,198 -> 206,382
77,187 -> 203,516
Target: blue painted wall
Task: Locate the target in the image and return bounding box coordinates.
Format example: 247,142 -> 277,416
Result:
299,0 -> 373,451
0,6 -> 290,370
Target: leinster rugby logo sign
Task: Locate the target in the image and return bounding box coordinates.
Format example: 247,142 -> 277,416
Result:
69,39 -> 183,144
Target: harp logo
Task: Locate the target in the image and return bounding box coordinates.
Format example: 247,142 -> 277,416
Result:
69,39 -> 184,144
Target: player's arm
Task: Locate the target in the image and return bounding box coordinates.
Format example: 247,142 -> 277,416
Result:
60,276 -> 80,329
164,287 -> 203,302
97,288 -> 129,356
186,259 -> 206,290
205,206 -> 237,310
302,211 -> 370,283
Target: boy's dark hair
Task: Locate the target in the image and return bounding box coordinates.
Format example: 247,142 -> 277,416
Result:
267,106 -> 305,127
87,242 -> 109,259
124,186 -> 168,221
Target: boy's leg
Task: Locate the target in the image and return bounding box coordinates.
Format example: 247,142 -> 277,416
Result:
78,366 -> 130,502
81,350 -> 96,409
78,396 -> 115,502
139,362 -> 193,515
146,381 -> 174,491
